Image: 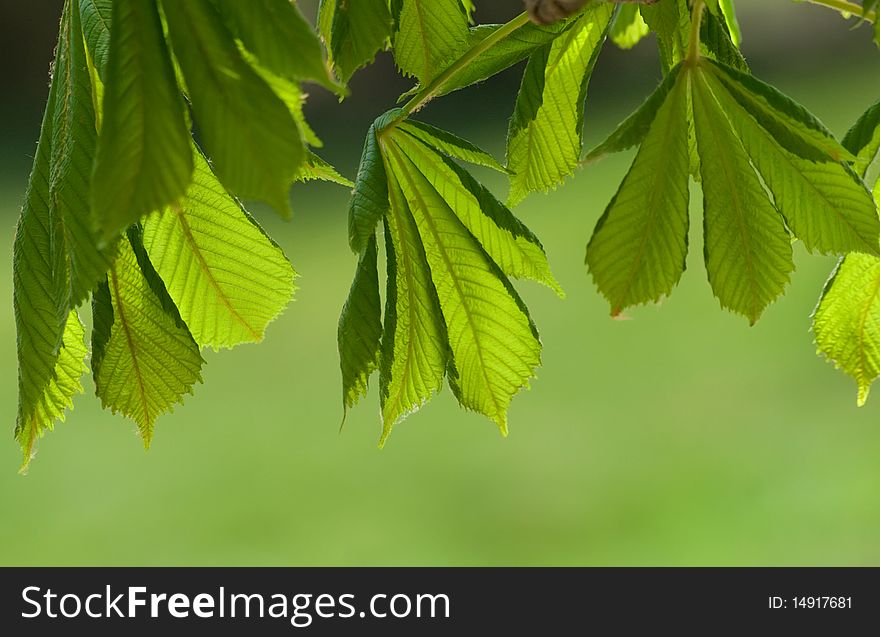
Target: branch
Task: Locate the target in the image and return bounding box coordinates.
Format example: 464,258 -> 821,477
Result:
804,0 -> 876,23
382,12 -> 532,132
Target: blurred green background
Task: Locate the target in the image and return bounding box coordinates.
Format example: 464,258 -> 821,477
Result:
1,1 -> 879,566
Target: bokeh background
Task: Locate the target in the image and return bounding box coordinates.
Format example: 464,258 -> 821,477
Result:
1,0 -> 879,565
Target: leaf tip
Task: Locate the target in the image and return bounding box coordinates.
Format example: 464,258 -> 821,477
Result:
857,383 -> 871,407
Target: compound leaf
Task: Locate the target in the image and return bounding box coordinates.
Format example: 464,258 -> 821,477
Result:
385,139 -> 542,433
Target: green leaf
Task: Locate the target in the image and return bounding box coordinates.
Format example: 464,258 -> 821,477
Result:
425,19 -> 574,99
707,60 -> 853,163
349,116 -> 392,253
216,0 -> 341,93
162,0 -> 303,216
338,235 -> 383,414
585,63 -> 683,162
79,0 -> 112,79
240,47 -> 323,149
586,70 -> 690,315
398,119 -> 507,173
14,0 -> 103,468
610,4 -> 649,50
318,0 -> 393,84
841,98 -> 880,178
703,67 -> 880,256
52,0 -> 116,306
14,307 -> 87,471
92,232 -> 203,446
142,148 -> 296,349
813,253 -> 880,405
393,0 -> 470,83
92,0 -> 193,238
506,3 -> 613,206
379,173 -> 449,439
692,69 -> 793,323
393,130 -> 563,295
385,139 -> 542,433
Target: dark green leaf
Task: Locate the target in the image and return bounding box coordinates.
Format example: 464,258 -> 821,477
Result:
92,0 -> 193,238
162,0 -> 303,216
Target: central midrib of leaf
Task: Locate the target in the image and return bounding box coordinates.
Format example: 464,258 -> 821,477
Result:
388,140 -> 504,419
109,261 -> 150,421
380,147 -> 434,420
170,202 -> 261,340
614,77 -> 684,313
697,72 -> 761,318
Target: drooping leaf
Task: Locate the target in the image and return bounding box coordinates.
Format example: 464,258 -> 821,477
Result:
349,116 -> 393,253
393,0 -> 470,84
338,235 -> 383,414
385,140 -> 542,433
92,0 -> 193,238
318,0 -> 394,84
142,148 -> 296,349
217,0 -> 339,91
587,69 -> 691,315
340,113 -> 554,439
379,172 -> 449,439
692,69 -> 793,323
719,0 -> 742,46
813,254 -> 880,405
52,0 -> 115,306
14,0 -> 100,468
92,231 -> 203,445
506,3 -> 614,206
162,0 -> 303,216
